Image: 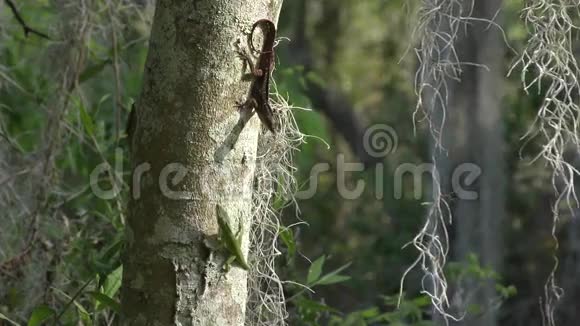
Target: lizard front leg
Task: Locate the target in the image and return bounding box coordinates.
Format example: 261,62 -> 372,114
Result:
236,48 -> 264,78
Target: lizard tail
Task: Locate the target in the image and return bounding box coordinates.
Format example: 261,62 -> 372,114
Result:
250,19 -> 276,55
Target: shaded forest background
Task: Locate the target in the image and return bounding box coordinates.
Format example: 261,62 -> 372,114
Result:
1,0 -> 579,325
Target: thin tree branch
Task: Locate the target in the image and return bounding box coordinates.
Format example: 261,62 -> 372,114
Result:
4,0 -> 50,39
288,0 -> 381,168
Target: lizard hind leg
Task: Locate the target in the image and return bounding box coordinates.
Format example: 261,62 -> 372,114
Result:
235,219 -> 243,238
236,48 -> 258,77
223,255 -> 236,273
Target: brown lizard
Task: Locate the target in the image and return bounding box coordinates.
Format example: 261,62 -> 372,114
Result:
236,19 -> 277,133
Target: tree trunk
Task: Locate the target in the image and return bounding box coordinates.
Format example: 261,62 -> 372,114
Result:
121,1 -> 282,325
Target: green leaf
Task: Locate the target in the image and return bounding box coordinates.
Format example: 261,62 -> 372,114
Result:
307,256 -> 325,285
495,283 -> 515,298
74,301 -> 92,326
298,298 -> 338,314
368,311 -> 396,323
79,59 -> 112,84
381,294 -> 399,306
339,312 -> 368,326
79,102 -> 95,136
94,241 -> 123,280
359,307 -> 380,319
305,71 -> 326,88
51,279 -> 94,323
27,305 -> 55,326
88,291 -> 121,313
416,321 -> 436,326
312,262 -> 352,287
101,238 -> 123,264
279,227 -> 296,259
412,295 -> 432,307
467,303 -> 483,315
315,274 -> 351,286
102,265 -> 123,300
0,313 -> 21,326
95,94 -> 112,114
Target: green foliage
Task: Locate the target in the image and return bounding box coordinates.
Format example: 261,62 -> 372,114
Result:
307,256 -> 352,287
0,1 -> 149,323
27,305 -> 55,326
279,227 -> 297,261
445,253 -> 517,317
327,295 -> 433,326
279,223 -> 432,326
87,291 -> 121,313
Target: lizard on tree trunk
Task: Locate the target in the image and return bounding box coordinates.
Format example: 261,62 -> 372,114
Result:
237,19 -> 277,133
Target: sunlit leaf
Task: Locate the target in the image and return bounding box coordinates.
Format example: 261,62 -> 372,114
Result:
279,227 -> 296,259
103,265 -> 123,299
79,102 -> 95,136
74,301 -> 92,326
27,305 -> 55,326
411,295 -> 432,307
307,256 -> 325,285
88,291 -> 121,313
312,262 -> 352,287
359,307 -> 380,319
316,274 -> 350,286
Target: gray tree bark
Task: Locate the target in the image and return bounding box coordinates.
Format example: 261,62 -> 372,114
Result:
436,1 -> 505,325
121,1 -> 282,325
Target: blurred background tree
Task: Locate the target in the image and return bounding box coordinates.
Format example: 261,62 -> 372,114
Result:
1,0 -> 579,325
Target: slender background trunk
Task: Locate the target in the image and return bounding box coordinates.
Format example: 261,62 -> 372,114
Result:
438,1 -> 505,325
121,1 -> 282,324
